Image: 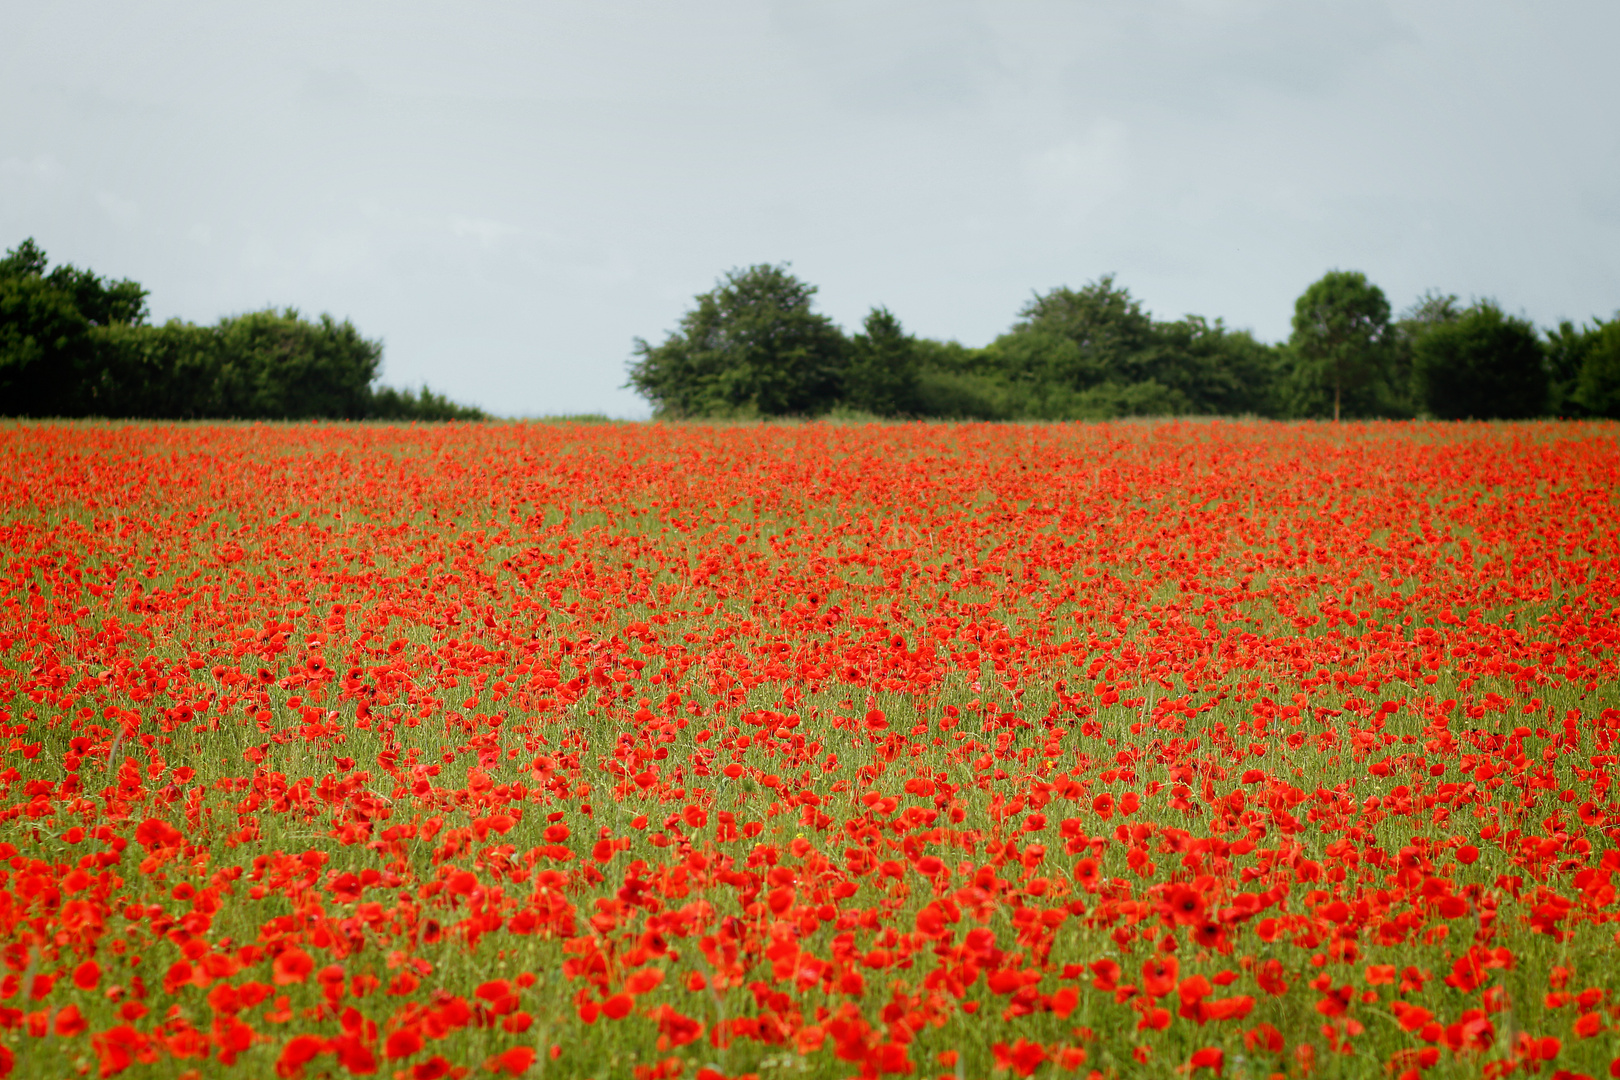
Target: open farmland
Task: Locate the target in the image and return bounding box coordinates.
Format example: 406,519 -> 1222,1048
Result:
2,420 -> 1619,1080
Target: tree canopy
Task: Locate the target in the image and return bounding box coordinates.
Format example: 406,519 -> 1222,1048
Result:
12,237 -> 1615,423
1,239 -> 151,416
2,239 -> 481,420
1571,318 -> 1620,418
625,262 -> 1616,423
1411,301 -> 1546,420
970,277 -> 1275,419
1284,270 -> 1394,421
845,307 -> 920,417
627,264 -> 848,418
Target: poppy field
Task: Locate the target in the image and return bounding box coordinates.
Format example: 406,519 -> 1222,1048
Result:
2,419 -> 1619,1080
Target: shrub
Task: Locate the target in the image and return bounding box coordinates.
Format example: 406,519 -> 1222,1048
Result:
1412,301 -> 1546,419
1573,318 -> 1620,418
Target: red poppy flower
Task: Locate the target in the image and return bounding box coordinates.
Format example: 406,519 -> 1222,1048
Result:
272,948 -> 315,986
1143,957 -> 1180,999
386,1030 -> 424,1060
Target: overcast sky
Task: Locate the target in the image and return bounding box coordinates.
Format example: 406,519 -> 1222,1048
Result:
4,1 -> 1617,418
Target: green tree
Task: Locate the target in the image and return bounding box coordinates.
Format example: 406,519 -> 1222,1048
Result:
1545,320 -> 1593,416
0,238 -> 46,278
627,264 -> 848,418
2,238 -> 479,420
1284,270 -> 1394,421
0,238 -> 148,328
83,320 -> 218,417
1573,317 -> 1620,418
1,269 -> 89,416
1147,316 -> 1279,416
844,307 -> 919,416
365,384 -> 485,421
906,339 -> 1014,420
981,276 -> 1184,419
1412,301 -> 1546,419
979,276 -> 1283,418
208,309 -> 381,419
85,309 -> 387,420
2,238 -> 149,416
1389,290 -> 1462,415
1543,315 -> 1620,419
1400,290 -> 1463,331
988,275 -> 1155,392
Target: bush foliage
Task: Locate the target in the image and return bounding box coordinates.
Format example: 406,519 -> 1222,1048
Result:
1,239 -> 483,420
1412,302 -> 1547,421
629,263 -> 1620,421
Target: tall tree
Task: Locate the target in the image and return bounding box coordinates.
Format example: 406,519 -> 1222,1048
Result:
1545,319 -> 1594,416
1,238 -> 149,416
209,309 -> 383,420
988,275 -> 1155,391
2,237 -> 479,420
1541,315 -> 1620,419
1286,270 -> 1393,421
1387,290 -> 1463,416
1573,317 -> 1620,418
627,264 -> 847,418
844,307 -> 919,416
982,276 -> 1284,418
1412,301 -> 1546,419
1145,315 -> 1279,416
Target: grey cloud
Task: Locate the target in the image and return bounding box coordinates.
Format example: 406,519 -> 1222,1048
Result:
770,0 -> 999,114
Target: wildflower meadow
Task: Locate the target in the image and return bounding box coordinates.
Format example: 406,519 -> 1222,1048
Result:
2,420 -> 1618,1080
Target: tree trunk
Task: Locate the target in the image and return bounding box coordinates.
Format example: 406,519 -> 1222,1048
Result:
1334,380 -> 1341,423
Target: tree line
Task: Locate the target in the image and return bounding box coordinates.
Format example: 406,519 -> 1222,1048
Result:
629,264 -> 1620,421
1,239 -> 483,421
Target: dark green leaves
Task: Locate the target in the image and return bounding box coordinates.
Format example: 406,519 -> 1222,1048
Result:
2,237 -> 150,416
1411,301 -> 1546,420
2,239 -> 480,420
1566,317 -> 1620,418
628,264 -> 848,418
845,307 -> 920,417
1283,270 -> 1394,421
